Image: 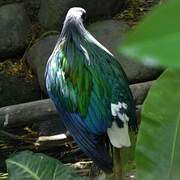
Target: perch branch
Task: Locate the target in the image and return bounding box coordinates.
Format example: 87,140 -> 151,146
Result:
36,134 -> 67,142
0,99 -> 58,128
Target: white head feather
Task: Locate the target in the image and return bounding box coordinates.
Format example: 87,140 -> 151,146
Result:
65,7 -> 86,21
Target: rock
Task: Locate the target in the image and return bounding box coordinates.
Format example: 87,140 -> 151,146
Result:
0,0 -> 41,22
0,3 -> 31,60
0,0 -> 22,6
34,119 -> 66,136
38,0 -> 126,30
0,72 -> 41,107
26,35 -> 59,93
23,0 -> 41,22
88,20 -> 162,83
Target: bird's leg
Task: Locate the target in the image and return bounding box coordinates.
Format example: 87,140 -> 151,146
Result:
113,147 -> 123,180
105,147 -> 123,180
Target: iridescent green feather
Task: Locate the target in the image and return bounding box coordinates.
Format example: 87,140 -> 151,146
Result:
50,42 -> 93,117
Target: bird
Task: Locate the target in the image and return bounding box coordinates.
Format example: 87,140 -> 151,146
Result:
45,7 -> 137,173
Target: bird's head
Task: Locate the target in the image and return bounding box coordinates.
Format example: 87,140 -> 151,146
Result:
61,7 -> 87,38
65,7 -> 86,22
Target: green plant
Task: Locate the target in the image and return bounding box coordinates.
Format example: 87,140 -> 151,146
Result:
120,0 -> 180,179
121,0 -> 180,68
136,69 -> 180,180
6,151 -> 88,180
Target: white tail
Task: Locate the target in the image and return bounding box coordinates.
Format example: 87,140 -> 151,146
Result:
107,121 -> 131,148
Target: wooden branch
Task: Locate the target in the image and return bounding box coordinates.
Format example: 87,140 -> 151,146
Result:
0,132 -> 74,152
0,130 -> 21,140
36,134 -> 67,143
34,133 -> 69,147
0,99 -> 58,128
0,81 -> 153,129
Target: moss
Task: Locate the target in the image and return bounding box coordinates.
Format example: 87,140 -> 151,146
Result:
113,0 -> 161,26
0,59 -> 34,82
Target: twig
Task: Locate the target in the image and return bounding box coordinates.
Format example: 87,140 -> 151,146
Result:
0,130 -> 21,140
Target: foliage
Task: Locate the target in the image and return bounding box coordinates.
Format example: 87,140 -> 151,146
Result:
114,0 -> 160,26
120,0 -> 180,179
121,0 -> 180,68
136,69 -> 180,180
6,151 -> 89,180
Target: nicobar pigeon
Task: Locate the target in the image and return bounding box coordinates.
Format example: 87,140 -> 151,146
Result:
45,7 -> 137,173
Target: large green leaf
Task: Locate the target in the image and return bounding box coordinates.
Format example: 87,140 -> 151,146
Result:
136,69 -> 180,180
120,0 -> 180,68
6,151 -> 88,180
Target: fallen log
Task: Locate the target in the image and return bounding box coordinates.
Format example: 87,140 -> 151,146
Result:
0,81 -> 153,129
0,99 -> 58,129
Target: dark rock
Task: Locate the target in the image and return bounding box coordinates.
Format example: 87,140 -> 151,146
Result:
26,35 -> 59,93
38,0 -> 126,30
0,72 -> 41,107
0,0 -> 41,22
0,3 -> 31,60
34,119 -> 66,136
23,0 -> 41,22
0,0 -> 22,6
88,20 -> 162,83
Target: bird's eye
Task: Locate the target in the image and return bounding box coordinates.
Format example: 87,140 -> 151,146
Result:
81,12 -> 86,21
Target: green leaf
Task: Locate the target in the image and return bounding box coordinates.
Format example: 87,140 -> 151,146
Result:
6,151 -> 88,180
120,0 -> 180,68
136,69 -> 180,180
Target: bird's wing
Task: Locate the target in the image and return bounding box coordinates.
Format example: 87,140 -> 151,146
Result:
83,40 -> 138,148
46,39 -> 137,134
45,42 -> 113,172
85,41 -> 137,131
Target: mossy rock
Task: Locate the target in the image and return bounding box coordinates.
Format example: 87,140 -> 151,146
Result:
0,3 -> 31,60
38,0 -> 126,30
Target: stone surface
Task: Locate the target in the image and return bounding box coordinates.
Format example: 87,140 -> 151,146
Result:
26,35 -> 59,93
0,0 -> 22,6
0,72 -> 41,107
38,0 -> 126,30
34,119 -> 66,136
23,0 -> 41,22
88,20 -> 162,83
0,0 -> 41,22
0,3 -> 31,60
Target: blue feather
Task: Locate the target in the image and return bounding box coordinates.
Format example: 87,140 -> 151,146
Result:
55,103 -> 113,172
